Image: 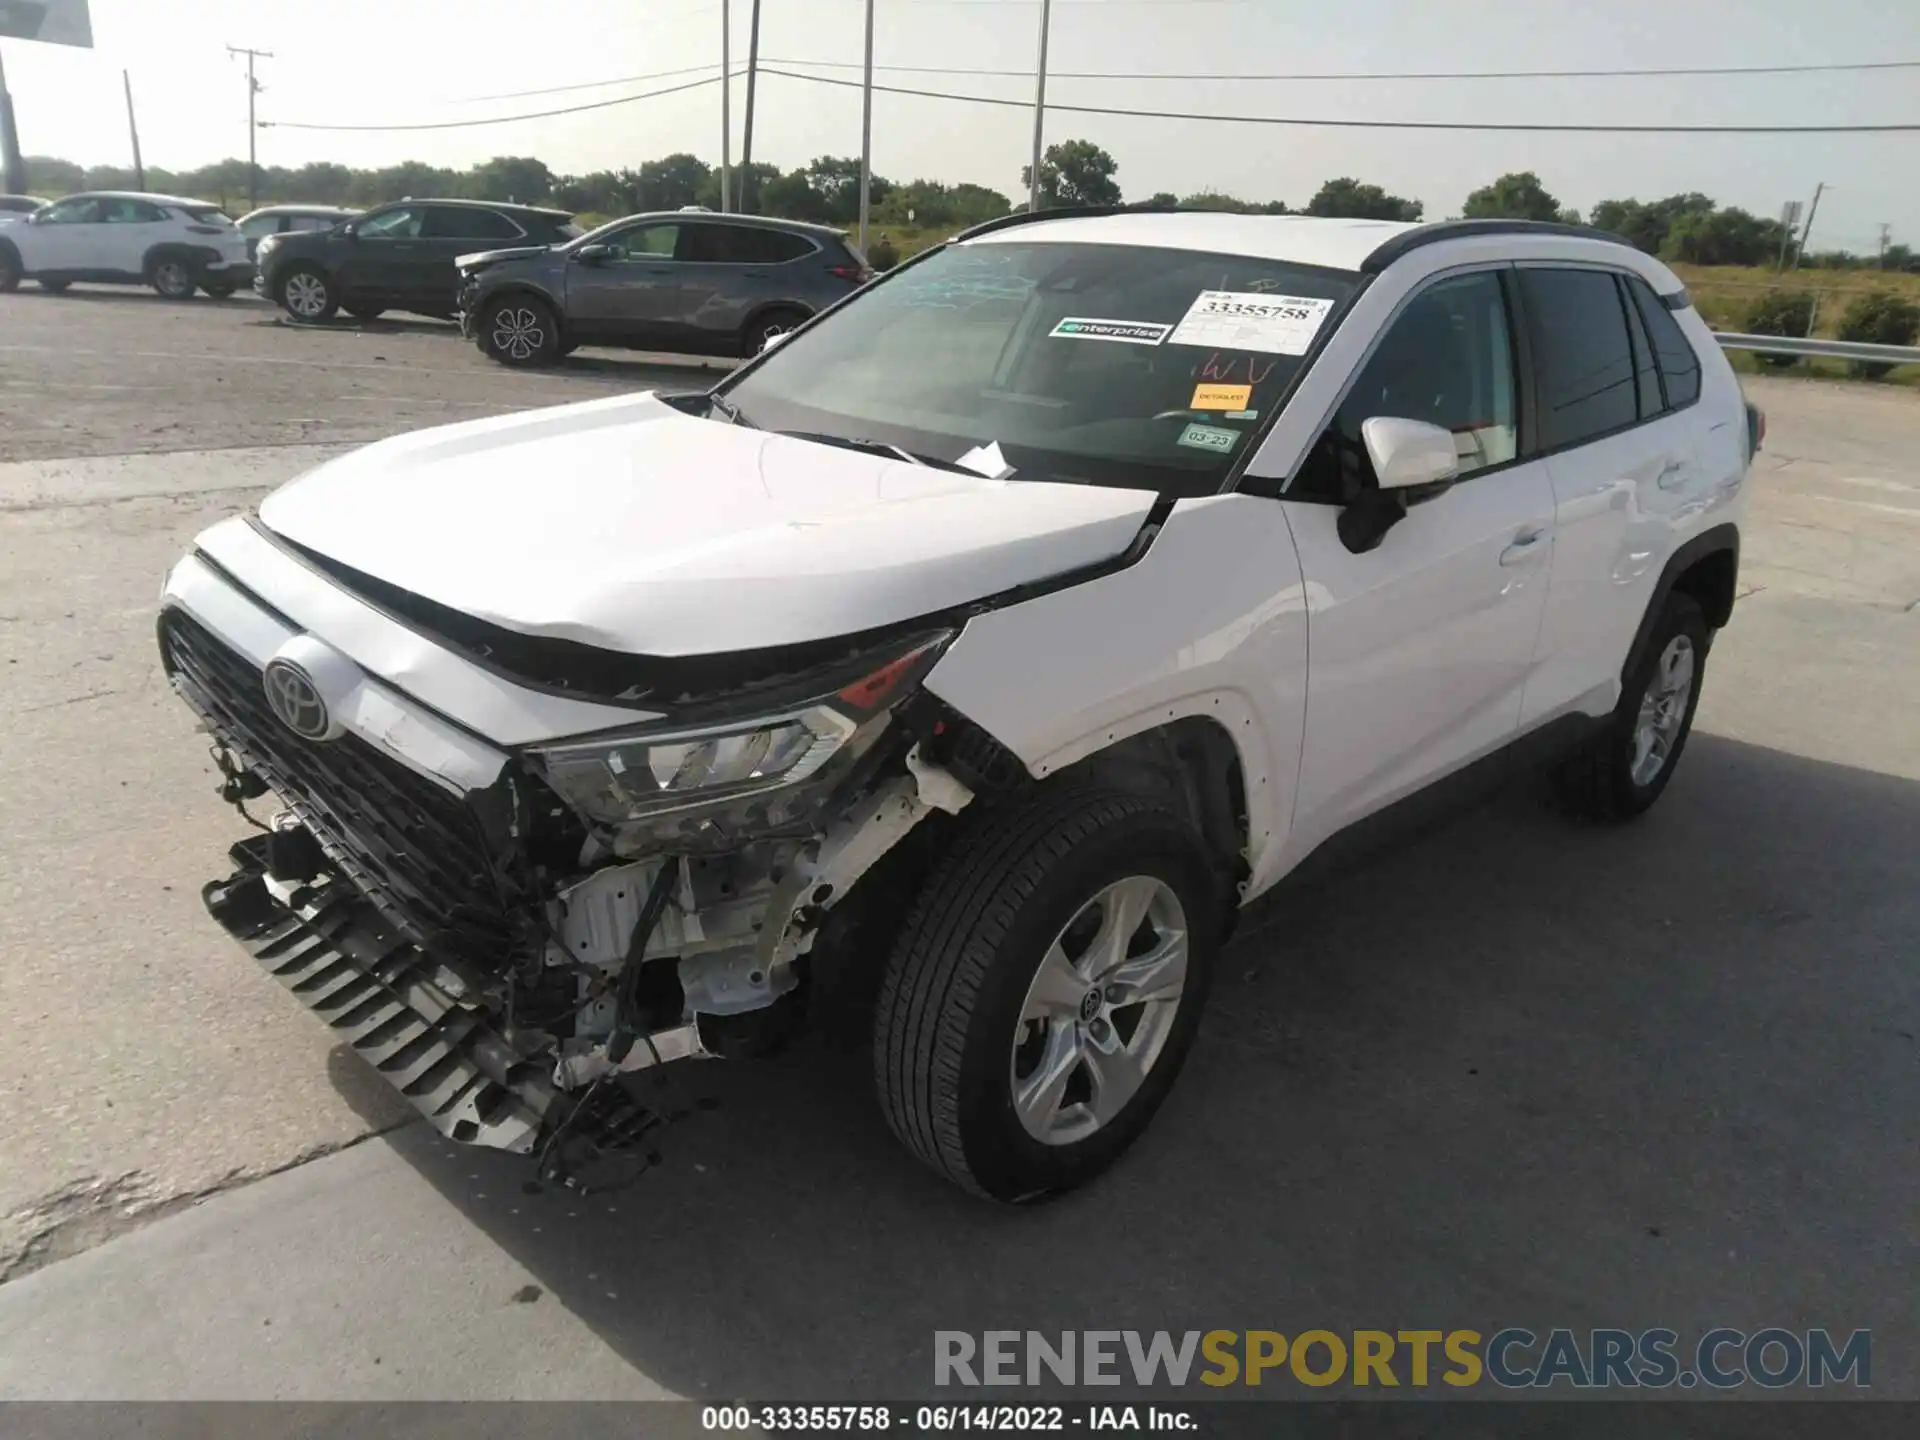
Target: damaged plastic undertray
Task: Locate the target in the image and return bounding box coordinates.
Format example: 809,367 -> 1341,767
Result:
203,834 -> 567,1154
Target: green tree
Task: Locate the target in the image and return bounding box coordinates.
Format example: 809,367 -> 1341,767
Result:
1461,170 -> 1564,222
23,155 -> 84,194
1020,139 -> 1121,208
1589,193 -> 1715,254
1304,176 -> 1422,222
1660,206 -> 1788,267
1179,190 -> 1259,213
466,156 -> 553,204
1836,291 -> 1920,379
1137,191 -> 1179,210
1743,290 -> 1815,368
636,153 -> 713,211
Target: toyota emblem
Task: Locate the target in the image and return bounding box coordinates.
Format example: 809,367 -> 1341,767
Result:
263,659 -> 332,740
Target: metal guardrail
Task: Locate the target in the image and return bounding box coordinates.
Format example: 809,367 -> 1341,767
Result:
1714,331 -> 1920,365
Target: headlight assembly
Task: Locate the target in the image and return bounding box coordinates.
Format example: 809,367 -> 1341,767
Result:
527,630 -> 952,828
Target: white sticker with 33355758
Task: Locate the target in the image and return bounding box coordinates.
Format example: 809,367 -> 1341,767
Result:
1167,291 -> 1336,355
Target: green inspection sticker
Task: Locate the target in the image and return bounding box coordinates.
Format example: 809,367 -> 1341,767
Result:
1177,422 -> 1241,454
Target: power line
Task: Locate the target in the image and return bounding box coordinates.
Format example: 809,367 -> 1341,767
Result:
763,54 -> 1920,82
759,67 -> 1920,133
261,72 -> 730,132
450,60 -> 722,104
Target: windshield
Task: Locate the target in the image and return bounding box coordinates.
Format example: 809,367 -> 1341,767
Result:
720,240 -> 1360,495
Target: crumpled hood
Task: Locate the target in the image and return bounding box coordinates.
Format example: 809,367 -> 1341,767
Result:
257,392 -> 1157,656
454,244 -> 553,270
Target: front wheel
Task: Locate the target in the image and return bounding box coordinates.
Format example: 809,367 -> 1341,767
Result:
149,256 -> 197,300
479,295 -> 562,367
873,787 -> 1219,1202
1554,592 -> 1709,821
277,265 -> 337,322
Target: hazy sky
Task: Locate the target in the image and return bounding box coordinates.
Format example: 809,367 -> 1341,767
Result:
4,0 -> 1916,248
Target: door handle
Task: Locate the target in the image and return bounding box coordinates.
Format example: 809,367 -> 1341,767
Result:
1498,528 -> 1547,567
1656,460 -> 1688,490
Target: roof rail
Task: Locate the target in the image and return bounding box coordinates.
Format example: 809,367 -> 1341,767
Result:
952,202 -> 1178,243
1360,218 -> 1628,273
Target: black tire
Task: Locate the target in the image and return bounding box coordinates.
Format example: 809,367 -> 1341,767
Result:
741,307 -> 808,358
344,304 -> 386,321
873,786 -> 1220,1202
478,294 -> 562,367
0,247 -> 19,293
201,283 -> 236,299
1555,592 -> 1709,822
38,278 -> 71,294
148,255 -> 197,300
276,264 -> 338,322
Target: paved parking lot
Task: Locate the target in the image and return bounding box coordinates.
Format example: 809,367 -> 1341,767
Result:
0,289 -> 1914,1403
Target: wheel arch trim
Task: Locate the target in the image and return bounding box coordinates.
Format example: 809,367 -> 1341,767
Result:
1620,522 -> 1740,685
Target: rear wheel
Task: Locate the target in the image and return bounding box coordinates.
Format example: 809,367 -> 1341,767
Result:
1555,592 -> 1709,821
38,278 -> 71,294
873,786 -> 1220,1201
149,256 -> 197,300
741,307 -> 807,357
479,294 -> 562,367
278,265 -> 337,322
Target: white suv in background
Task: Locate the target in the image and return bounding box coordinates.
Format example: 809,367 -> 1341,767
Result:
0,191 -> 252,298
159,212 -> 1756,1203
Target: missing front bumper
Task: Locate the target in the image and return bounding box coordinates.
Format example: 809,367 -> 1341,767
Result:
203,834 -> 568,1155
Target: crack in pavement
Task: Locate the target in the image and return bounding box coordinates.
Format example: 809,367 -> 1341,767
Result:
0,1121 -> 415,1286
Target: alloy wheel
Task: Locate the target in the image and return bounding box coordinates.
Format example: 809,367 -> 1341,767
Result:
1010,875 -> 1189,1147
284,273 -> 330,319
491,306 -> 547,362
1631,634 -> 1696,786
154,261 -> 193,298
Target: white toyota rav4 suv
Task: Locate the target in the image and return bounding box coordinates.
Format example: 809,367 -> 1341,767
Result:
0,190 -> 252,298
161,212 -> 1756,1200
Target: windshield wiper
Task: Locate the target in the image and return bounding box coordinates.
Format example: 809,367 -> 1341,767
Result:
708,392 -> 755,428
775,431 -> 983,476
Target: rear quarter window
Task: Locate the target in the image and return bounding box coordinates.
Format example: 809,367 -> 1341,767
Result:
1626,275 -> 1703,409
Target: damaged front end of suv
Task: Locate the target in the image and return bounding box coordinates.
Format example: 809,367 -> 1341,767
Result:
164,574 -> 998,1181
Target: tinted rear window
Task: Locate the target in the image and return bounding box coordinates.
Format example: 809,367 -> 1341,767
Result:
1518,268 -> 1638,451
424,206 -> 524,241
680,223 -> 816,264
1626,276 -> 1702,409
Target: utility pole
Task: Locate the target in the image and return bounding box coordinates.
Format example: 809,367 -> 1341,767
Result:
720,0 -> 731,213
123,70 -> 145,191
1027,0 -> 1053,212
1775,199 -> 1802,271
738,0 -> 762,212
1876,222 -> 1892,268
227,46 -> 272,211
0,44 -> 25,198
1791,181 -> 1824,270
858,0 -> 874,254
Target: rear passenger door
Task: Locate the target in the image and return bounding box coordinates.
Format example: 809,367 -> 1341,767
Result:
1516,267 -> 1708,729
419,206 -> 527,307
1282,268 -> 1559,852
97,197 -> 169,275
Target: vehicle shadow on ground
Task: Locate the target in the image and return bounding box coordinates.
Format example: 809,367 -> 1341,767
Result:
365,733 -> 1920,1402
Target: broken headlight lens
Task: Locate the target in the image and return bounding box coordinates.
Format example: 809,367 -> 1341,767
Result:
528,631 -> 953,826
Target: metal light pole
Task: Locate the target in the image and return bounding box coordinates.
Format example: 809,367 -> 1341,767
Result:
0,44 -> 25,198
858,0 -> 874,253
1026,0 -> 1053,212
123,70 -> 145,191
720,0 -> 732,213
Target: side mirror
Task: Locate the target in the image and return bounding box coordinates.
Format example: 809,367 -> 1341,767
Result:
340,223 -> 358,240
1361,416 -> 1458,492
574,243 -> 613,264
1337,417 -> 1458,556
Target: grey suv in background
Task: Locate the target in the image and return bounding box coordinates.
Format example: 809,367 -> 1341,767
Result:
457,211 -> 873,366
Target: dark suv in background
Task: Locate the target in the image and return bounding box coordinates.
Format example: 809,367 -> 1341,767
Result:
457,211 -> 872,366
257,199 -> 580,322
